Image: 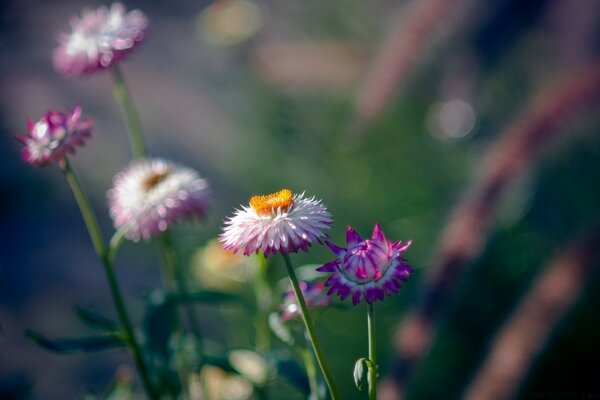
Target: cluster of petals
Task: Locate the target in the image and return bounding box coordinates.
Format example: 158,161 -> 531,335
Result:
108,158 -> 210,241
317,223 -> 412,305
220,190 -> 332,258
280,280 -> 330,321
15,106 -> 93,167
53,3 -> 147,76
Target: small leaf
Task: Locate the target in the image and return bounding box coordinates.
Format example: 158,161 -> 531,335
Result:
353,358 -> 372,390
25,330 -> 125,353
75,306 -> 118,332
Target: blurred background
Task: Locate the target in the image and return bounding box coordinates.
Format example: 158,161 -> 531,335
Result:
1,0 -> 600,398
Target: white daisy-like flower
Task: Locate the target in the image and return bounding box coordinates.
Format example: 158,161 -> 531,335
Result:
220,189 -> 332,257
53,3 -> 148,77
108,158 -> 210,241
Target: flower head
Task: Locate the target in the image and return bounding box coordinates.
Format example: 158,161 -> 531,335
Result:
108,158 -> 210,241
15,106 -> 93,167
53,3 -> 148,77
317,223 -> 412,305
220,189 -> 332,257
280,280 -> 330,321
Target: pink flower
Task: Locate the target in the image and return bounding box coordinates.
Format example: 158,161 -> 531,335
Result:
220,189 -> 332,257
53,3 -> 148,77
15,106 -> 93,167
108,159 -> 210,241
317,224 -> 412,305
280,280 -> 330,321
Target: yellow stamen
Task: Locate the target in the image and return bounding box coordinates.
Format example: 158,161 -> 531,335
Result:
250,189 -> 294,216
142,171 -> 170,192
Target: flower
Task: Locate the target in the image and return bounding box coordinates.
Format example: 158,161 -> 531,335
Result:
317,223 -> 412,305
280,280 -> 330,321
15,106 -> 93,167
53,3 -> 148,77
220,189 -> 332,257
108,158 -> 210,241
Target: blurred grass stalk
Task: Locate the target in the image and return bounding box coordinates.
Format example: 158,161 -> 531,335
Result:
354,0 -> 453,128
380,63 -> 600,399
463,227 -> 600,400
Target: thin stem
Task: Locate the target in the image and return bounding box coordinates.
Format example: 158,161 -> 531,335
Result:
367,303 -> 377,400
61,159 -> 158,399
281,253 -> 339,400
160,233 -> 204,361
112,64 -> 147,158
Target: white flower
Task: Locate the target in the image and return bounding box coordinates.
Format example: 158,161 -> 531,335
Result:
220,189 -> 332,257
108,158 -> 210,241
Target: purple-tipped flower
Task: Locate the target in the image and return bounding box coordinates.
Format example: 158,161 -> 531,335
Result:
53,3 -> 148,77
317,223 -> 412,305
220,189 -> 332,258
108,158 -> 210,241
280,280 -> 330,321
15,106 -> 93,167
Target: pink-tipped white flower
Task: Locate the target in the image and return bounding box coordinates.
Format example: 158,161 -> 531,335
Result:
317,223 -> 412,305
280,280 -> 330,321
220,189 -> 332,258
108,158 -> 210,241
15,106 -> 93,167
53,3 -> 148,77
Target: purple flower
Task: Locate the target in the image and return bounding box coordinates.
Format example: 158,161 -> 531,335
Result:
108,159 -> 210,241
317,223 -> 412,305
53,3 -> 148,77
280,280 -> 330,321
15,106 -> 93,167
219,189 -> 332,258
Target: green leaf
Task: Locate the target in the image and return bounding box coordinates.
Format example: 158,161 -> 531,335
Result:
144,291 -> 177,358
25,330 -> 125,354
74,306 -> 118,332
271,354 -> 310,396
353,358 -> 372,390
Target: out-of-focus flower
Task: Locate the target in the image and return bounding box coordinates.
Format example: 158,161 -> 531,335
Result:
15,106 -> 93,167
199,0 -> 263,46
228,350 -> 268,386
280,280 -> 329,321
201,366 -> 254,400
318,224 -> 412,305
53,3 -> 148,77
192,239 -> 259,291
220,189 -> 332,257
108,158 -> 210,241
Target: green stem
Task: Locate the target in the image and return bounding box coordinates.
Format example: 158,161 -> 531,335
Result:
112,65 -> 147,158
281,254 -> 339,400
160,233 -> 204,361
61,159 -> 158,399
367,303 -> 377,400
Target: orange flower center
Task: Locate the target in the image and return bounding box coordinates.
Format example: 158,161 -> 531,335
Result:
250,189 -> 294,216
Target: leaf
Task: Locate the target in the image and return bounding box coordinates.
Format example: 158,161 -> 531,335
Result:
144,290 -> 177,359
25,330 -> 125,353
74,306 -> 118,332
353,358 -> 372,390
271,354 -> 310,396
